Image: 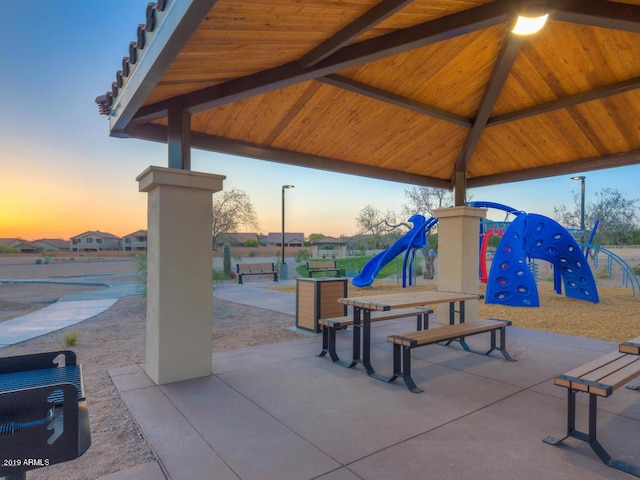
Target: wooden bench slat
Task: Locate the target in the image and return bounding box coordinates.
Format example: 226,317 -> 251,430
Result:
236,263 -> 277,284
554,350 -> 640,397
388,319 -> 509,347
619,336 -> 640,355
307,261 -> 340,278
560,351 -> 627,381
594,358 -> 640,393
580,355 -> 640,384
319,307 -> 431,328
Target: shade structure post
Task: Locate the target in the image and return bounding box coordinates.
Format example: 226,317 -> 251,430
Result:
138,166 -> 225,385
433,206 -> 486,323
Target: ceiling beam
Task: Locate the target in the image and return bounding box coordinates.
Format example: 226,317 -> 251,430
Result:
551,0 -> 640,33
131,0 -> 513,124
452,32 -> 524,204
298,0 -> 413,68
319,74 -> 472,127
488,75 -> 640,126
126,123 -> 452,189
468,149 -> 640,188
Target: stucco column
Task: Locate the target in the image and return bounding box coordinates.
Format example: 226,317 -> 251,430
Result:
433,206 -> 486,323
138,166 -> 225,385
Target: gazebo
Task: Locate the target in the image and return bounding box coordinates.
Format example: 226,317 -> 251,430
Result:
97,0 -> 640,385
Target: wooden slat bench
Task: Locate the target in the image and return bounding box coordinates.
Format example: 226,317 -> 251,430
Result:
236,263 -> 278,284
318,307 -> 433,363
307,260 -> 340,278
385,318 -> 514,393
543,338 -> 640,477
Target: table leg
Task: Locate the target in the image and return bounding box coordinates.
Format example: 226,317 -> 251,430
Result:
352,307 -> 361,363
362,309 -> 375,375
335,307 -> 358,368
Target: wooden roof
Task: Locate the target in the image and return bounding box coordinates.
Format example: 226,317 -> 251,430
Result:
99,0 -> 640,203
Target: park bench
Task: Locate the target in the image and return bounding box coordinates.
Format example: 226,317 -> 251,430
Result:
543,336 -> 640,477
236,263 -> 278,284
318,307 -> 433,362
0,350 -> 91,478
385,318 -> 514,393
307,260 -> 340,278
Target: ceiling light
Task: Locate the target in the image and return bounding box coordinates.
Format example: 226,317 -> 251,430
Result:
512,13 -> 548,35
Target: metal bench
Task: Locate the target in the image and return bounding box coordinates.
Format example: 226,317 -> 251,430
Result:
385,318 -> 514,393
306,260 -> 340,278
236,262 -> 278,284
0,350 -> 91,479
543,339 -> 640,477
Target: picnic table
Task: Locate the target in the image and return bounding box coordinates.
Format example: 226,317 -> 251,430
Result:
335,291 -> 482,377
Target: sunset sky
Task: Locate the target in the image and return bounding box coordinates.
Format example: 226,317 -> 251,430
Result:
2,1 -> 639,241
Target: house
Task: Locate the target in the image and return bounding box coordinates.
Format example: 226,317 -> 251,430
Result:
70,231 -> 121,252
311,236 -> 347,258
215,232 -> 260,247
0,238 -> 39,253
122,230 -> 148,251
265,232 -> 304,248
33,238 -> 70,252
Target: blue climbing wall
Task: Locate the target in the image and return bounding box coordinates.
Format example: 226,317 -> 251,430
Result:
486,213 -> 599,307
524,213 -> 599,303
486,215 -> 539,307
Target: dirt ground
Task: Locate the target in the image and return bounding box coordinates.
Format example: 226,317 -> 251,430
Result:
0,255 -> 639,479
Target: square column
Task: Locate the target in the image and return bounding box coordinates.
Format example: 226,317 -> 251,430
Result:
138,166 -> 225,385
433,206 -> 486,323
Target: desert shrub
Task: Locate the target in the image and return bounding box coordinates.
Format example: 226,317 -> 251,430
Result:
63,331 -> 79,347
295,249 -> 312,262
134,254 -> 147,306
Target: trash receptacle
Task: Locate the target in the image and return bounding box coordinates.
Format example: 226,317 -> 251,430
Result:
296,278 -> 348,333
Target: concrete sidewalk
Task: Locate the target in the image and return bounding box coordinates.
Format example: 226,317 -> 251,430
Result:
0,276 -> 137,348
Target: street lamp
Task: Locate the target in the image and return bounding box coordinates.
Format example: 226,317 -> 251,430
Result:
571,175 -> 586,246
280,184 -> 294,280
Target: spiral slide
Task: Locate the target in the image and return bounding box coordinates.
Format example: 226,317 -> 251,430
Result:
352,215 -> 437,288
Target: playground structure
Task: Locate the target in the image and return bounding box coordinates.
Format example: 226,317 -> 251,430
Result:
352,214 -> 436,288
352,200 -> 640,306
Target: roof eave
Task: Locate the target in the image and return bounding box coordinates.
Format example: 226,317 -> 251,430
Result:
108,0 -> 217,136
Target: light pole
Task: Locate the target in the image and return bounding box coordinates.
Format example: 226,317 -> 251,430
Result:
280,184 -> 294,280
571,175 -> 586,246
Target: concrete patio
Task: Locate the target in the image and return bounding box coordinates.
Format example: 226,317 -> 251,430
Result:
109,307 -> 640,479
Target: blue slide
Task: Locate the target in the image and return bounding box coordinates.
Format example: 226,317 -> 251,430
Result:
352,215 -> 438,288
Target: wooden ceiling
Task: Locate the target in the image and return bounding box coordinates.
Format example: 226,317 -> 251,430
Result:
100,0 -> 640,202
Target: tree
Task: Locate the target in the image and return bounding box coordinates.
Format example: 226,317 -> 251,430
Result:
212,189 -> 259,249
401,186 -> 453,279
554,187 -> 639,245
355,205 -> 404,249
306,233 -> 325,246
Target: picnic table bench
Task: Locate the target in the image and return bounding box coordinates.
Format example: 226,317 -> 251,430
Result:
318,307 -> 433,362
236,263 -> 278,284
385,318 -> 514,393
0,350 -> 91,478
544,336 -> 640,477
306,260 -> 340,278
